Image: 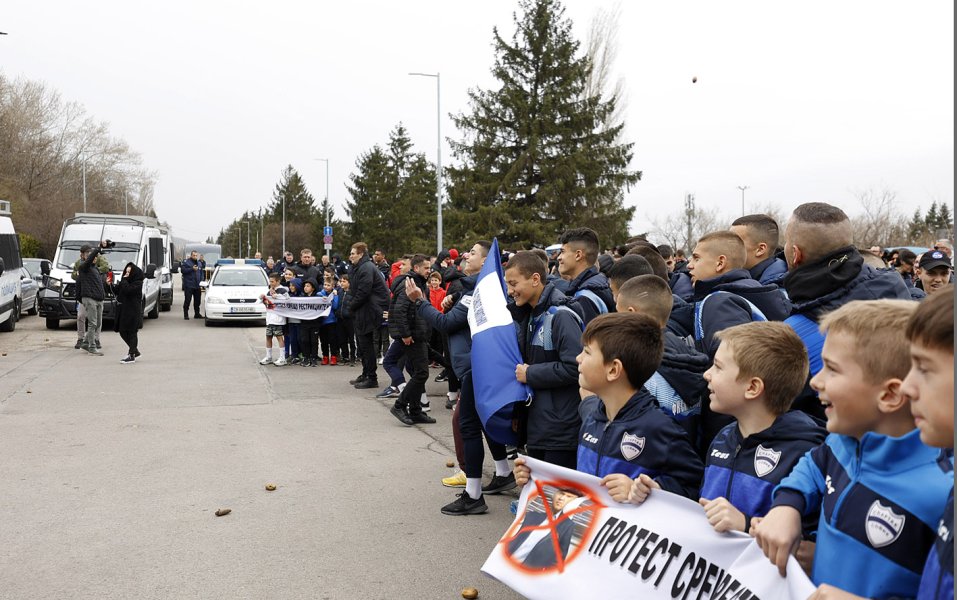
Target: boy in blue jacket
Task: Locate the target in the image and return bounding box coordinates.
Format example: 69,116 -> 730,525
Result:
699,321 -> 825,535
515,312 -> 703,502
752,299 -> 952,599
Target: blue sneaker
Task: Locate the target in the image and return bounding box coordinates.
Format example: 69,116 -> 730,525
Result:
375,386 -> 400,398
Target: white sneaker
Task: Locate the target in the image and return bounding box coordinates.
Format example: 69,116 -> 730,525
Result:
273,358 -> 287,366
259,357 -> 273,365
377,356 -> 384,365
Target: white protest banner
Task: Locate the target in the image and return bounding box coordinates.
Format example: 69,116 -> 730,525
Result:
266,295 -> 333,320
482,457 -> 815,600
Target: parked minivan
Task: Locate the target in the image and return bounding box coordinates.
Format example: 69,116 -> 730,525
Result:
0,200 -> 23,333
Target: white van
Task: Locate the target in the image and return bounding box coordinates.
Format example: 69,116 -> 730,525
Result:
0,200 -> 23,333
39,213 -> 163,330
156,224 -> 175,312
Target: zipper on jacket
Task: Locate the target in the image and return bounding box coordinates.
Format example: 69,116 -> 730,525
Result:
595,421 -> 611,476
830,439 -> 862,526
725,443 -> 742,501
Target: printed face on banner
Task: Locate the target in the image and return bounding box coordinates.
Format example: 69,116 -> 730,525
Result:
502,479 -> 604,574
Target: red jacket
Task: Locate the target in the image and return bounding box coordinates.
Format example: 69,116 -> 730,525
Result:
429,286 -> 447,313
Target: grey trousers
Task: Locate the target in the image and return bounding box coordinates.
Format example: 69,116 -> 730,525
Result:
81,298 -> 103,348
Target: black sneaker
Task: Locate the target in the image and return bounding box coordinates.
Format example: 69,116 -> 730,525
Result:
408,412 -> 436,424
434,372 -> 449,383
133,350 -> 141,358
482,473 -> 517,495
120,355 -> 135,364
95,341 -> 102,349
354,379 -> 379,390
85,346 -> 103,356
375,386 -> 400,398
441,492 -> 488,516
74,339 -> 83,349
184,315 -> 189,320
349,375 -> 369,385
390,405 -> 413,426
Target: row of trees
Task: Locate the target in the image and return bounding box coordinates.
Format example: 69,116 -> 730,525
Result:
218,0 -> 639,258
0,73 -> 157,256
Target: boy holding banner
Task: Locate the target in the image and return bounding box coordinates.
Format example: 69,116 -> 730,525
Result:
698,322 -> 825,534
515,312 -> 702,502
752,300 -> 951,599
259,272 -> 288,366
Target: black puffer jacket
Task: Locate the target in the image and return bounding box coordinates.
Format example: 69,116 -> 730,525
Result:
114,262 -> 144,331
388,271 -> 431,342
77,247 -> 106,301
349,255 -> 390,334
564,266 -> 615,324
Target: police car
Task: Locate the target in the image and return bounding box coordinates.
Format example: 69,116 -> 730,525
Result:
201,259 -> 269,326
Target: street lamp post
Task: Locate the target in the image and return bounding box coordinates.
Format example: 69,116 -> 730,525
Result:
81,152 -> 88,212
314,158 -> 330,259
409,71 -> 442,255
737,185 -> 749,216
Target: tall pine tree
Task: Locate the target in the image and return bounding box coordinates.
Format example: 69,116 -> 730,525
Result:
265,165 -> 317,224
345,124 -> 437,257
445,0 -> 639,249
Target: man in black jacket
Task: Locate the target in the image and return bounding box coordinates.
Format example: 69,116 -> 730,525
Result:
77,241 -> 109,355
347,242 -> 391,389
387,254 -> 435,425
181,250 -> 205,320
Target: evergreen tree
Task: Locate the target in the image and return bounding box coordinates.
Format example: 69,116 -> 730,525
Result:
445,0 -> 639,249
345,124 -> 437,257
937,202 -> 952,232
924,202 -> 940,233
265,165 -> 316,224
907,207 -> 927,242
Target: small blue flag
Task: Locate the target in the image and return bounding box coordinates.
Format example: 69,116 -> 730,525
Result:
468,239 -> 531,445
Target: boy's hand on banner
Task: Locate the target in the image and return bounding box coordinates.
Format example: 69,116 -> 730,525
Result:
513,457 -> 531,486
628,474 -> 660,504
698,497 -> 746,533
750,505 -> 802,576
600,473 -> 634,503
515,363 -> 528,383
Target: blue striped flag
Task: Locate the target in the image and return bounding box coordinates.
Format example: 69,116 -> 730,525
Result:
468,239 -> 531,445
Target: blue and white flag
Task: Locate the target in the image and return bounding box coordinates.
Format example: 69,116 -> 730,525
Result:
468,238 -> 531,445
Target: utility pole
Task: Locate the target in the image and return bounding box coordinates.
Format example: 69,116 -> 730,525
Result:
684,193 -> 695,252
737,185 -> 749,216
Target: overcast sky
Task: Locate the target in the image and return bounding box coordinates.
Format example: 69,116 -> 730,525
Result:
3,0 -> 953,247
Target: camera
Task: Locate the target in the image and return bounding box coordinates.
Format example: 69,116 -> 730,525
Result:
104,239 -> 116,249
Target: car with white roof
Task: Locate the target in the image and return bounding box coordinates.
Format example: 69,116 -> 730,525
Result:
201,259 -> 269,326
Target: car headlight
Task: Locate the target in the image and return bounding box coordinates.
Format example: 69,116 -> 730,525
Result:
46,277 -> 62,292
206,296 -> 226,305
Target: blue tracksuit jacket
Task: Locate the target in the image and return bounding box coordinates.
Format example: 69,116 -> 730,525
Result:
701,411 -> 826,533
772,429 -> 952,599
917,452 -> 954,600
577,390 -> 703,500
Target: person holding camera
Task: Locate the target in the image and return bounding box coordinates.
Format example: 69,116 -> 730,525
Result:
181,250 -> 205,320
77,240 -> 110,356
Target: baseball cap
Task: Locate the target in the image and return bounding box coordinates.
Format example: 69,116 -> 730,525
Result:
919,250 -> 952,271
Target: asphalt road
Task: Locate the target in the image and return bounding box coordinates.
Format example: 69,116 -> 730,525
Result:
0,296 -> 524,600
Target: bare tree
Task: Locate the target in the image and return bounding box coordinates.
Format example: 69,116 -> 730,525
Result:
648,195 -> 723,252
583,2 -> 627,140
849,187 -> 907,247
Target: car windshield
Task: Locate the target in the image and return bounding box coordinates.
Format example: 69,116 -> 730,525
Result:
211,269 -> 267,286
22,259 -> 43,277
57,243 -> 139,271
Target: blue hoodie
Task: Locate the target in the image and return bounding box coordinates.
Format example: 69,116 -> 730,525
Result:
577,390 -> 703,500
318,287 -> 340,325
772,430 -> 952,598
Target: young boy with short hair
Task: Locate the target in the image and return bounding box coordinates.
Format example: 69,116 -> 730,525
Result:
318,278 -> 341,365
506,251 -> 585,470
514,312 -> 703,502
259,272 -> 288,366
751,300 -> 952,599
903,287 -> 954,600
699,322 -> 825,534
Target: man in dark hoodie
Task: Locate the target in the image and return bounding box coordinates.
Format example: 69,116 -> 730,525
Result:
386,254 -> 435,425
506,251 -> 585,470
77,241 -> 109,355
348,242 -> 391,389
781,202 -> 912,418
556,227 -> 615,324
730,214 -> 788,285
616,275 -> 711,455
680,230 -> 791,359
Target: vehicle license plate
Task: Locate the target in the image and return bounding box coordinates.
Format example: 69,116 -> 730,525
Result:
230,306 -> 256,313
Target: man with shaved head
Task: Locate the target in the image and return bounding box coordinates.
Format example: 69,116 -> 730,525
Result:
730,214 -> 788,285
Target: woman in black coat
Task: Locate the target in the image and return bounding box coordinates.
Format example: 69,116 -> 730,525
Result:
115,262 -> 144,364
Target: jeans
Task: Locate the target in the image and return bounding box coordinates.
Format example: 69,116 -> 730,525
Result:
382,339 -> 411,387
81,297 -> 103,349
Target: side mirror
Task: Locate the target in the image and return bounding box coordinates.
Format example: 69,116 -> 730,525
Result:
40,261 -> 51,275
145,264 -> 157,279
199,281 -> 209,290
171,261 -> 180,274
